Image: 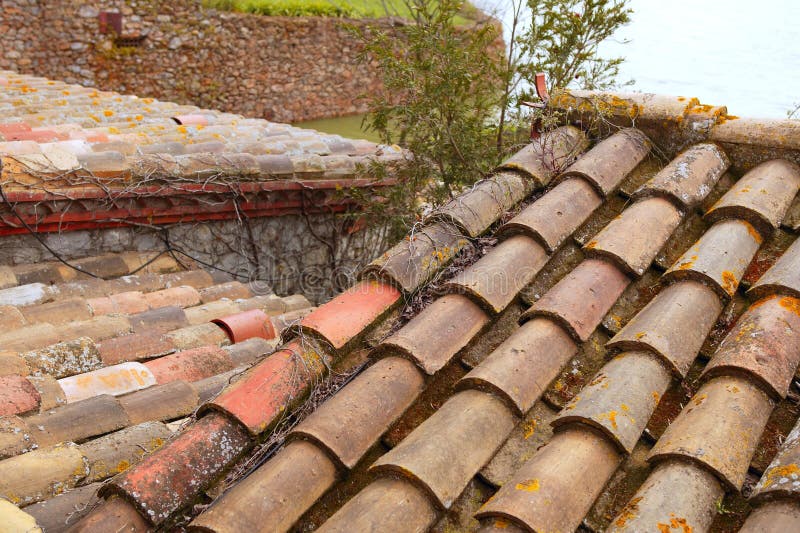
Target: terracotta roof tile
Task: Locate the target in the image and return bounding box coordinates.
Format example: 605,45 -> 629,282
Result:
0,304 -> 26,329
372,389 -> 516,509
477,427 -> 622,533
585,197 -> 683,276
701,295 -> 800,399
24,481 -> 101,532
739,500 -> 800,533
212,309 -> 276,344
432,171 -> 535,237
554,351 -> 671,453
221,337 -> 274,367
142,285 -> 201,309
315,477 -> 438,533
118,381 -> 199,425
99,412 -> 249,525
497,126 -> 588,186
608,281 -> 723,377
191,440 -> 338,533
79,421 -> 171,483
19,298 -> 92,325
557,128 -> 651,196
128,305 -> 189,333
0,442 -> 88,506
458,318 -> 577,415
191,367 -> 245,405
361,221 -> 470,294
198,281 -> 252,303
0,416 -> 36,460
185,299 -> 241,325
521,258 -> 630,342
25,394 -> 130,447
296,280 -> 401,350
377,294 -> 489,375
499,177 -> 602,252
749,233 -> 800,300
57,362 -> 155,403
97,330 -> 176,365
444,235 -> 549,313
706,159 -> 800,238
67,494 -> 150,533
632,143 -> 730,210
203,341 -> 325,436
0,352 -> 29,377
26,375 -> 66,411
22,337 -> 102,379
290,357 -> 424,470
752,416 -> 800,503
165,322 -> 230,349
649,375 -> 774,490
664,219 -> 762,299
143,345 -> 233,384
608,461 -> 724,533
0,374 -> 40,416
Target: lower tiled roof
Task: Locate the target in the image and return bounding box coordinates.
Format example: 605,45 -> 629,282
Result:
4,88 -> 800,533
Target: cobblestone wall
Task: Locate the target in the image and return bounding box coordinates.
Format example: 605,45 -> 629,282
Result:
0,0 -> 392,122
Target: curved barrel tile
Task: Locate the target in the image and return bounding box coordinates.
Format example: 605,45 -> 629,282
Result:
475,427 -> 621,533
289,357 -> 425,469
497,126 -> 588,187
443,235 -> 548,313
632,142 -> 729,210
432,172 -> 531,237
295,280 -> 401,351
751,417 -> 800,503
143,346 -> 233,384
607,281 -> 722,377
740,500 -> 800,533
554,351 -> 672,453
377,294 -> 489,375
664,219 -> 762,300
189,441 -> 338,533
585,197 -> 683,276
371,390 -> 517,509
706,159 -> 800,238
608,461 -> 724,533
520,259 -> 630,342
316,477 -> 438,533
99,412 -> 250,526
749,235 -> 800,300
202,341 -> 326,436
58,362 -> 157,403
0,442 -> 88,506
702,295 -> 800,400
556,128 -> 651,196
457,318 -> 577,416
498,177 -> 602,252
648,376 -> 774,490
361,222 -> 469,294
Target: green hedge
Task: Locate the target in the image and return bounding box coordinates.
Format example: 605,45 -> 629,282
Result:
203,0 -> 480,21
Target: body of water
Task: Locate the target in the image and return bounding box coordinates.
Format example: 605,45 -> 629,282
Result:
476,0 -> 800,118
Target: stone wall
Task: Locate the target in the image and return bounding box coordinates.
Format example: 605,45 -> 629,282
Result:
0,213 -> 390,303
0,0 -> 393,122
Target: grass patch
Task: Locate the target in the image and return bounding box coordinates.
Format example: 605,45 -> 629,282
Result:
203,0 -> 481,22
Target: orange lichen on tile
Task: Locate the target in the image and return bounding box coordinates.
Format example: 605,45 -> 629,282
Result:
779,296 -> 800,316
515,479 -> 540,492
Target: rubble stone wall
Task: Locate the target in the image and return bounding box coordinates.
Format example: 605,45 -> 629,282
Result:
0,0 -> 392,122
0,214 -> 389,303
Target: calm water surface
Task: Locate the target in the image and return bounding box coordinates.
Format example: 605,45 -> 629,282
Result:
477,0 -> 800,118
298,0 -> 800,138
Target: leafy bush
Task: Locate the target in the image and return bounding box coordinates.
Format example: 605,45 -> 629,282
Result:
203,0 -> 360,17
